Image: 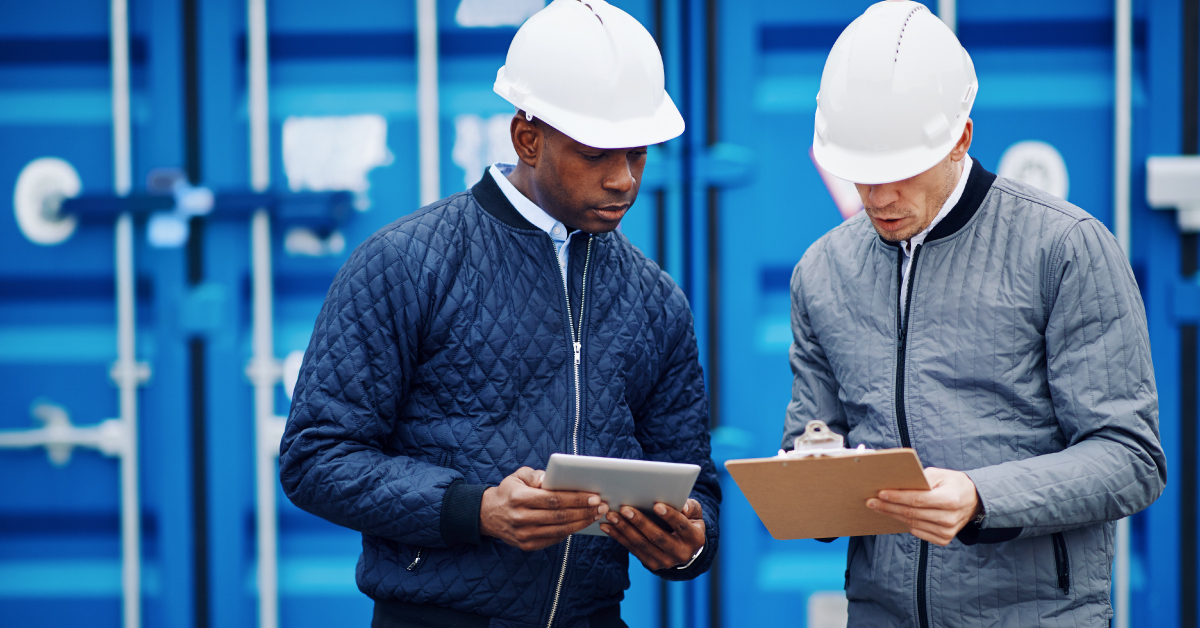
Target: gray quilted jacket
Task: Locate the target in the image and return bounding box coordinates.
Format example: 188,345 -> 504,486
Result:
782,159 -> 1165,627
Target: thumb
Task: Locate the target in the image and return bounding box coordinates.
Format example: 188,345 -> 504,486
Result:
922,467 -> 949,489
513,466 -> 542,488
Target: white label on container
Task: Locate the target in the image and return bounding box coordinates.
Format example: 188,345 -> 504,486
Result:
282,114 -> 393,210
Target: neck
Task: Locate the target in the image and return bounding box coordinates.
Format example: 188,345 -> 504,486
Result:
904,157 -> 968,246
505,162 -> 578,231
506,162 -> 538,206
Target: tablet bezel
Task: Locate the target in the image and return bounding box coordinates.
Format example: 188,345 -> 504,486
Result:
542,453 -> 701,537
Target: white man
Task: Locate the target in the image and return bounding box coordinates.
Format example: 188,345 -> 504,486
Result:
783,2 -> 1165,626
280,2 -> 718,627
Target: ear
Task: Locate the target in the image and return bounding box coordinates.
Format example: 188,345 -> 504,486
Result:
510,113 -> 542,168
949,119 -> 973,162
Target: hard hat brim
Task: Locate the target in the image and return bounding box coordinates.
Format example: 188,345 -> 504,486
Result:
812,126 -> 964,185
494,80 -> 685,150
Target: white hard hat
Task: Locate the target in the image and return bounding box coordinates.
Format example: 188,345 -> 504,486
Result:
812,1 -> 977,185
493,0 -> 684,149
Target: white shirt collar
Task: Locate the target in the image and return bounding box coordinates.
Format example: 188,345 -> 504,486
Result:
902,155 -> 972,254
488,163 -> 568,238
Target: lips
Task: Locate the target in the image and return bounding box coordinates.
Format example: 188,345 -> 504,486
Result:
871,216 -> 906,230
593,205 -> 630,222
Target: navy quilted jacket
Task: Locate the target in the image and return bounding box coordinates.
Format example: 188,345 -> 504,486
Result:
280,172 -> 721,627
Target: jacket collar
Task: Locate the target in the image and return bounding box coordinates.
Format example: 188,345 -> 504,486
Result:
925,156 -> 997,243
471,168 -> 540,231
470,170 -> 615,243
876,156 -> 998,246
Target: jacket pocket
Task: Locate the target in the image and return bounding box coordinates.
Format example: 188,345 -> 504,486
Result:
1051,532 -> 1070,594
406,450 -> 454,573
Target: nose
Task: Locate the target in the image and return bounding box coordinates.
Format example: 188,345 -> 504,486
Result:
865,183 -> 900,208
603,158 -> 635,194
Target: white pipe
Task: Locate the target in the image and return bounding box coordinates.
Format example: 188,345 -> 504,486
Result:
1112,1 -> 1132,627
417,0 -> 440,206
114,212 -> 142,628
0,404 -> 127,465
247,1 -> 280,627
1114,0 -> 1132,257
110,0 -> 140,627
938,0 -> 957,35
249,0 -> 270,194
111,0 -> 132,197
1114,518 -> 1130,628
249,210 -> 281,628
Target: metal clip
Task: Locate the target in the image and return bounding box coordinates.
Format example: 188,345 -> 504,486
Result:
792,420 -> 845,454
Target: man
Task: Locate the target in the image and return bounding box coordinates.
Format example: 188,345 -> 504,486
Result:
279,1 -> 718,627
784,2 -> 1165,626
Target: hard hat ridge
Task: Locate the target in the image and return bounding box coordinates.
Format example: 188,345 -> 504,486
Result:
494,0 -> 685,149
812,0 -> 977,185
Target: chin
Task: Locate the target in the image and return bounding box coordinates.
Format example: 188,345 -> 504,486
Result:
872,226 -> 918,244
583,222 -> 621,235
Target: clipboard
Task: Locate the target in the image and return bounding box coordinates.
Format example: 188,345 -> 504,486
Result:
724,421 -> 930,540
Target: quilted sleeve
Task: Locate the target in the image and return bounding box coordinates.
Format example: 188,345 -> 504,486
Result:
634,283 -> 721,581
781,259 -> 849,450
964,218 -> 1166,537
279,228 -> 468,549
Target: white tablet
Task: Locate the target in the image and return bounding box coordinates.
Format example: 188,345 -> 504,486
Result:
542,453 -> 701,536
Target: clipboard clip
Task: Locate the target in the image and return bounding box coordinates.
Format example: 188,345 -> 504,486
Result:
792,420 -> 844,453
778,420 -> 870,459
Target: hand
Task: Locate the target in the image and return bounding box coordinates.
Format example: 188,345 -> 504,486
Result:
866,467 -> 980,546
600,499 -> 705,571
480,467 -> 608,551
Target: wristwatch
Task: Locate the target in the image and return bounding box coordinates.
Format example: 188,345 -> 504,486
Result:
972,504 -> 986,526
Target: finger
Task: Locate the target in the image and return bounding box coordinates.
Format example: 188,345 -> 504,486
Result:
621,507 -> 692,563
512,506 -> 601,527
654,503 -> 704,545
513,517 -> 599,549
516,487 -> 601,510
681,499 -> 703,521
905,519 -> 959,542
907,525 -> 955,547
867,499 -> 958,527
602,514 -> 675,569
868,501 -> 960,542
525,516 -> 600,539
876,488 -> 955,509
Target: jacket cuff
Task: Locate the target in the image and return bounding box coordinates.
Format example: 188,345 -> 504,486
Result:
957,522 -> 1022,545
653,518 -> 718,581
439,480 -> 488,546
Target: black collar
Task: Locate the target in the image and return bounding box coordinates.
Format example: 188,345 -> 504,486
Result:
469,168 -> 611,240
877,156 -> 998,246
470,168 -> 540,231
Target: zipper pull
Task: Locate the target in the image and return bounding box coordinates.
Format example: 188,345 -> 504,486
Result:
573,342 -> 581,365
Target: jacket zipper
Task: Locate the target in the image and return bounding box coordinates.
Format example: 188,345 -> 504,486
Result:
405,549 -> 423,571
895,245 -> 930,628
545,235 -> 593,628
1052,532 -> 1071,593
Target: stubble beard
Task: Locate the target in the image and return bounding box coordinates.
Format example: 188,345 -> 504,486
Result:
866,159 -> 959,243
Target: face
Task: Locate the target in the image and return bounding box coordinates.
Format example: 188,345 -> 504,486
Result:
854,120 -> 974,243
510,115 -> 647,234
856,158 -> 958,243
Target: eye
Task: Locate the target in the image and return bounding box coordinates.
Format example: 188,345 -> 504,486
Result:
629,150 -> 647,159
580,152 -> 605,162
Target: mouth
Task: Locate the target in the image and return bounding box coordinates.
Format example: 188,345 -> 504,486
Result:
870,215 -> 907,231
593,204 -> 630,222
